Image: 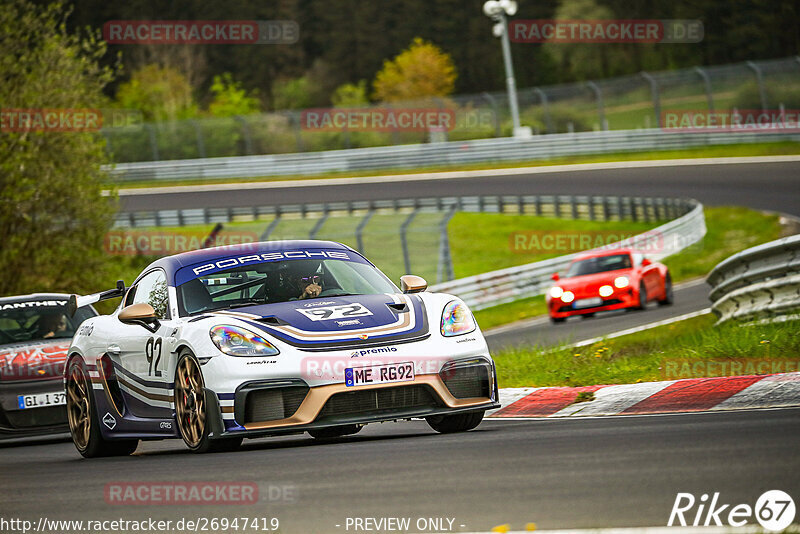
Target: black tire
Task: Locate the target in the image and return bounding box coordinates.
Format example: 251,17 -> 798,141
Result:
175,350 -> 242,453
65,357 -> 138,458
308,424 -> 363,440
550,316 -> 566,324
426,410 -> 484,434
658,273 -> 674,306
634,283 -> 648,310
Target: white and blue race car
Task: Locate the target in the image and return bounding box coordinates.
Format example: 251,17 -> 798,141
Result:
65,240 -> 499,457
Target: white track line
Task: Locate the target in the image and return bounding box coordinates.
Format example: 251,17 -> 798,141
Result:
116,155 -> 800,196
568,308 -> 712,348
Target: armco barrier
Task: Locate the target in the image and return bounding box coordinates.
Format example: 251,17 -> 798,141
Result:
115,195 -> 705,300
108,129 -> 800,183
430,199 -> 705,310
707,234 -> 800,323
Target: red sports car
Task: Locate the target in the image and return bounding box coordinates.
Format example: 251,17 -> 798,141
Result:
546,249 -> 673,323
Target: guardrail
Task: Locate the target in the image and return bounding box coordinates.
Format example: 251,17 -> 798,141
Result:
109,129 -> 800,183
430,199 -> 706,310
707,234 -> 800,323
116,194 -> 703,294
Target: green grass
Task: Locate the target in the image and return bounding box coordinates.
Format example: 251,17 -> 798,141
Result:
115,141 -> 800,190
494,314 -> 800,388
472,206 -> 784,331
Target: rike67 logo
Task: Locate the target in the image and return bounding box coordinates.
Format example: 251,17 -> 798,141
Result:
669,490 -> 796,531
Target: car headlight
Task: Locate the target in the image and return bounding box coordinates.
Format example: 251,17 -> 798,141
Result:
614,276 -> 630,289
561,291 -> 575,303
441,300 -> 476,337
549,286 -> 564,299
599,285 -> 614,297
210,325 -> 279,357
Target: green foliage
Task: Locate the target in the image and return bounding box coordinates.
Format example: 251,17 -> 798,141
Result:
208,73 -> 261,117
331,81 -> 370,107
273,76 -> 314,110
373,37 -> 457,102
0,0 -> 117,295
732,81 -> 800,110
116,64 -> 198,122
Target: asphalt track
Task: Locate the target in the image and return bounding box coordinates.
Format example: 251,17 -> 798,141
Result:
1,409 -> 798,533
119,160 -> 800,216
484,280 -> 710,351
119,159 -> 800,350
3,159 -> 792,533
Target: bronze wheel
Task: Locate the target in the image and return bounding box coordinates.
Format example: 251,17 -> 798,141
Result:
175,353 -> 207,449
66,360 -> 91,451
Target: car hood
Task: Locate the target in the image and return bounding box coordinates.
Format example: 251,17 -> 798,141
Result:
208,293 -> 430,350
0,339 -> 71,382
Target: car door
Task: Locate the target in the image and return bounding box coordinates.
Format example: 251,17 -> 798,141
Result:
113,269 -> 175,418
634,253 -> 660,296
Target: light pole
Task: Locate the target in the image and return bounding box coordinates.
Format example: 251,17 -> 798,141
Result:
483,0 -> 531,138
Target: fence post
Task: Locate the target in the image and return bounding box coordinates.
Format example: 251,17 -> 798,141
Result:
146,124 -> 159,161
640,72 -> 662,128
288,111 -> 304,152
533,87 -> 553,133
436,207 -> 457,284
586,81 -> 607,130
482,92 -> 502,137
746,61 -> 768,111
694,66 -> 715,113
355,209 -> 374,253
234,115 -> 254,155
309,208 -> 329,239
260,212 -> 282,240
400,209 -> 420,275
192,120 -> 206,158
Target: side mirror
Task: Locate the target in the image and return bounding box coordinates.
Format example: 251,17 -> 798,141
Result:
400,275 -> 427,294
551,272 -> 560,281
119,303 -> 160,332
641,258 -> 652,267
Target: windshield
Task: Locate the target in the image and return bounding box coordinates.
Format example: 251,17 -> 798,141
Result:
566,254 -> 633,277
0,301 -> 94,346
177,258 -> 398,316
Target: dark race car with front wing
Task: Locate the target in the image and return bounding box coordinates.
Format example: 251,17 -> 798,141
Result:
0,294 -> 97,439
65,240 -> 499,457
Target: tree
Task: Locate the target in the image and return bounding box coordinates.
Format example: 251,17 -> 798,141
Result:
542,0 -> 632,81
0,0 -> 118,295
331,81 -> 369,107
372,37 -> 457,102
115,65 -> 198,122
208,73 -> 261,117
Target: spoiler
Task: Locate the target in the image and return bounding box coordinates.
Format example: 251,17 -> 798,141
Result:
67,280 -> 126,316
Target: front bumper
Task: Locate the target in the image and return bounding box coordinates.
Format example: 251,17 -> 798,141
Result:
210,358 -> 499,439
0,378 -> 68,438
549,288 -> 637,318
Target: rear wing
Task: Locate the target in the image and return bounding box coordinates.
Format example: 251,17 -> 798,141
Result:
67,280 -> 126,316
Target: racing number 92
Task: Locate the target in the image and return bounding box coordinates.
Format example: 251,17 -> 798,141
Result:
145,337 -> 162,376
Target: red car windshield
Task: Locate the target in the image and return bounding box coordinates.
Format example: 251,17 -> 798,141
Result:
0,302 -> 94,346
566,254 -> 632,277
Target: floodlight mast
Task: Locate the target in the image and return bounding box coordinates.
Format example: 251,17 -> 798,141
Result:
483,0 -> 530,138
